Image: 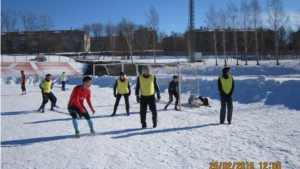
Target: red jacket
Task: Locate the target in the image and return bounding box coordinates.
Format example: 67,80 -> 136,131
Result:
68,85 -> 95,113
21,74 -> 26,84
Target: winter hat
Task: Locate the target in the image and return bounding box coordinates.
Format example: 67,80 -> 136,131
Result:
82,76 -> 92,82
120,72 -> 125,76
173,75 -> 178,79
222,67 -> 230,75
142,65 -> 150,70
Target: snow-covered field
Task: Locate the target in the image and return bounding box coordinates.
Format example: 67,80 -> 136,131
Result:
1,56 -> 300,168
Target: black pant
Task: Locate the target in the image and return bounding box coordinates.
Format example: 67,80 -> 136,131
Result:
165,92 -> 179,108
21,83 -> 26,92
42,92 -> 57,104
140,95 -> 157,126
113,94 -> 129,114
220,94 -> 233,123
62,81 -> 66,90
68,107 -> 90,120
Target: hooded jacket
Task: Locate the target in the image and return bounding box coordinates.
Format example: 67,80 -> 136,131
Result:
218,67 -> 234,96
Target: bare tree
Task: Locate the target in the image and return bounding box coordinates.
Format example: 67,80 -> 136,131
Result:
105,20 -> 116,60
90,22 -> 104,56
250,0 -> 262,65
134,26 -> 149,58
219,7 -> 228,66
19,12 -> 39,54
20,12 -> 39,31
91,22 -> 103,37
39,14 -> 54,31
82,23 -> 91,35
146,5 -> 159,63
240,0 -> 252,65
266,0 -> 289,65
1,9 -> 18,32
227,2 -> 240,65
1,9 -> 18,54
119,18 -> 137,63
205,3 -> 219,66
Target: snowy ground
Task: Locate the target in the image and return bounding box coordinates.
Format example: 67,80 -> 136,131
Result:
1,57 -> 300,168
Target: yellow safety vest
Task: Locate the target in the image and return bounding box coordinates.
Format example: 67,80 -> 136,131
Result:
42,80 -> 52,93
117,78 -> 129,94
139,74 -> 154,96
219,76 -> 233,94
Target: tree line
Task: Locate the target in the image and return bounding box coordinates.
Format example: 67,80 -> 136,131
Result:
2,0 -> 300,65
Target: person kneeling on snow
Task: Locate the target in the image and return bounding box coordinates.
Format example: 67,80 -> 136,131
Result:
164,75 -> 179,111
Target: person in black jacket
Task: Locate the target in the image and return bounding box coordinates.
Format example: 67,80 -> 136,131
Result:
164,75 -> 179,111
218,67 -> 235,125
111,72 -> 131,116
135,65 -> 160,129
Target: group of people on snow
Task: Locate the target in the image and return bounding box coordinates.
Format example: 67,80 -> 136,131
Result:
20,65 -> 234,137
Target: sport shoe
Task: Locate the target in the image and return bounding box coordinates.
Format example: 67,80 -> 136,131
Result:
153,123 -> 157,128
41,110 -> 45,113
91,130 -> 95,136
75,131 -> 80,138
50,109 -> 55,111
174,107 -> 179,111
141,124 -> 147,129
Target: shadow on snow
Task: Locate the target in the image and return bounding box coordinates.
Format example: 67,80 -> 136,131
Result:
110,123 -> 219,139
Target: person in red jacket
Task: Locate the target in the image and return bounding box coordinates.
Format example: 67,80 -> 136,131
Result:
68,76 -> 96,138
20,70 -> 26,95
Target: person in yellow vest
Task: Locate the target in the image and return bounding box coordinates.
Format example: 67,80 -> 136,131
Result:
111,72 -> 131,116
218,67 -> 235,125
39,74 -> 57,113
135,65 -> 161,129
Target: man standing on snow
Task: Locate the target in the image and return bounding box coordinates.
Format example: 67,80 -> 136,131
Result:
68,76 -> 96,138
111,72 -> 131,116
164,75 -> 179,111
135,65 -> 160,129
39,74 -> 57,113
60,71 -> 68,91
20,70 -> 26,95
218,67 -> 235,125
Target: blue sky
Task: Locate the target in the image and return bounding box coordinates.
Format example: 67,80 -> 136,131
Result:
2,0 -> 299,35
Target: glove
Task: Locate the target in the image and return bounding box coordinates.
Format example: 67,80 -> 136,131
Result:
169,96 -> 173,102
136,96 -> 140,103
157,93 -> 161,101
114,93 -> 117,97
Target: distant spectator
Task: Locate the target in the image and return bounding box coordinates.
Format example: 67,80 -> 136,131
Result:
218,67 -> 235,125
60,72 -> 68,91
20,70 -> 26,95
